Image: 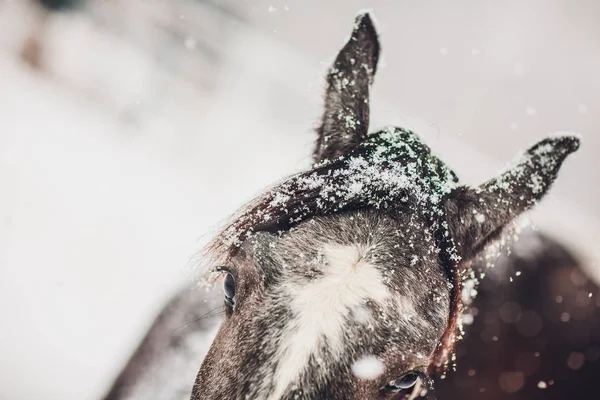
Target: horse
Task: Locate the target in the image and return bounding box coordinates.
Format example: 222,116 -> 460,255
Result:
104,12 -> 579,400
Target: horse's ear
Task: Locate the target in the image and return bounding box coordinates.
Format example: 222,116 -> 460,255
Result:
444,136 -> 580,261
313,12 -> 380,163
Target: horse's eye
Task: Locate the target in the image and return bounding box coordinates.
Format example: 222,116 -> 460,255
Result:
391,371 -> 419,389
223,273 -> 236,307
383,371 -> 423,399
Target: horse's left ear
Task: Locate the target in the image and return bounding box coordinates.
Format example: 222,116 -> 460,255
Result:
443,136 -> 580,261
314,12 -> 380,163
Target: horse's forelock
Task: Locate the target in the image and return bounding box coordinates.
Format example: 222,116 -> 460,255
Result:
199,127 -> 459,281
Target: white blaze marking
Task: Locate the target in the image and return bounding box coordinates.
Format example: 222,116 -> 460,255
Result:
268,244 -> 390,399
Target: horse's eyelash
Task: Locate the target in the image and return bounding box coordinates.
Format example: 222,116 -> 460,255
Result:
212,266 -> 239,281
207,267 -> 231,284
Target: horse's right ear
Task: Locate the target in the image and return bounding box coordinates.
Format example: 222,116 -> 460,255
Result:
313,12 -> 380,163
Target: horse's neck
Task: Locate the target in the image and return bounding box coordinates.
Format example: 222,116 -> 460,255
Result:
102,286 -> 221,400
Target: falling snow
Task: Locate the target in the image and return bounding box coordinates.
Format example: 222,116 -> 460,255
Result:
526,107 -> 537,116
184,37 -> 196,50
351,356 -> 385,379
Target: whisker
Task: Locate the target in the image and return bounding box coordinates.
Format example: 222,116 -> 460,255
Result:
173,305 -> 225,333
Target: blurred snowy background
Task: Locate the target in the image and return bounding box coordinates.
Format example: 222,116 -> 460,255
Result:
0,0 -> 598,399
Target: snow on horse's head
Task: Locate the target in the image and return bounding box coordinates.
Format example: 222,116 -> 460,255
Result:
191,12 -> 580,400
